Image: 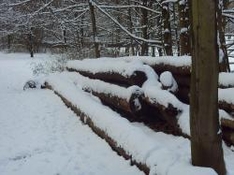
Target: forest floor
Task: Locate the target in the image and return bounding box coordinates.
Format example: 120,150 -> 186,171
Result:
0,52 -> 233,175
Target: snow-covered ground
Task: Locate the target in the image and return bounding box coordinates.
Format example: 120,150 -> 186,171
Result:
0,52 -> 143,175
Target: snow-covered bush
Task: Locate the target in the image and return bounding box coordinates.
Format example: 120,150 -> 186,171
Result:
30,55 -> 67,76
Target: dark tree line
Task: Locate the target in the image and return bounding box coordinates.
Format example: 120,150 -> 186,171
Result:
0,0 -> 232,65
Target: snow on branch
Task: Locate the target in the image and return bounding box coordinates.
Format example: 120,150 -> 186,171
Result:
30,0 -> 55,17
99,4 -> 161,14
223,9 -> 234,13
52,5 -> 88,14
91,1 -> 162,46
162,0 -> 178,4
8,0 -> 33,7
222,13 -> 234,19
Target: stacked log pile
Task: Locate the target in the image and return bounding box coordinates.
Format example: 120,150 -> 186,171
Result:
66,59 -> 148,87
64,57 -> 234,145
66,59 -> 187,136
133,56 -> 234,144
41,57 -> 234,146
40,57 -> 234,174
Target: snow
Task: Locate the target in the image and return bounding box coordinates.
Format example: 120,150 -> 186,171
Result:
179,0 -> 186,5
180,27 -> 188,34
159,71 -> 178,92
0,52 -> 234,175
95,55 -> 191,67
219,72 -> 234,87
0,52 -> 143,175
66,59 -> 145,77
219,88 -> 234,104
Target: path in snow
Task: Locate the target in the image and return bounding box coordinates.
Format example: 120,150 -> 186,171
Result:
0,53 -> 143,175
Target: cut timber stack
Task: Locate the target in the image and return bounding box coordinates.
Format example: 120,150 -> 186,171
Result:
61,72 -> 144,119
123,56 -> 191,103
40,56 -> 234,174
65,59 -> 187,136
66,59 -> 147,87
64,57 -> 234,145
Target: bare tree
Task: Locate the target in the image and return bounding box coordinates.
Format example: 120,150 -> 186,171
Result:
178,0 -> 190,55
162,0 -> 172,55
89,0 -> 100,58
217,0 -> 230,72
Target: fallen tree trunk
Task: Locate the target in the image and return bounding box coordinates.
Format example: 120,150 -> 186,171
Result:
61,72 -> 144,115
219,100 -> 234,114
221,118 -> 234,130
150,64 -> 191,76
175,86 -> 190,104
66,68 -> 147,87
222,128 -> 234,146
173,74 -> 191,88
142,96 -> 184,135
219,72 -> 234,89
83,87 -> 143,116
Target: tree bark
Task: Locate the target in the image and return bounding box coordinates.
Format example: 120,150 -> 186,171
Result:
89,1 -> 100,58
141,0 -> 149,56
178,0 -> 190,55
28,28 -> 34,58
66,67 -> 147,87
190,0 -> 226,174
217,0 -> 230,72
162,1 -> 173,55
7,34 -> 11,50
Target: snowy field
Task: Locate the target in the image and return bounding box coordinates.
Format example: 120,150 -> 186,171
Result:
0,52 -> 143,175
0,52 -> 234,175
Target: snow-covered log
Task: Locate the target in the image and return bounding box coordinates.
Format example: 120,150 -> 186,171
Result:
175,86 -> 190,104
60,72 -> 144,116
84,88 -> 143,116
150,63 -> 191,76
159,71 -> 178,93
66,59 -> 148,87
219,88 -> 234,114
219,72 -> 234,88
222,129 -> 234,146
142,96 -> 185,136
67,68 -> 147,87
219,100 -> 234,113
221,118 -> 234,130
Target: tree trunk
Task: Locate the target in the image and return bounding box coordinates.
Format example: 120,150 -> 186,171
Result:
63,30 -> 67,44
7,34 -> 11,50
28,29 -> 34,58
127,0 -> 135,56
190,0 -> 226,174
217,0 -> 230,72
162,1 -> 173,55
89,1 -> 100,58
172,3 -> 180,55
141,0 -> 148,56
178,0 -> 190,55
